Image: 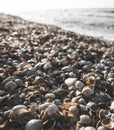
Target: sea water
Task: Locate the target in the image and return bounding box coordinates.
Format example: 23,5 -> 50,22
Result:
2,8 -> 114,42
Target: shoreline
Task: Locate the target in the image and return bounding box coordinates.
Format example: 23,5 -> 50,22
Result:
0,13 -> 114,46
0,13 -> 114,130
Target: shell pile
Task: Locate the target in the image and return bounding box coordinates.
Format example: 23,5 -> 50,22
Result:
0,13 -> 114,130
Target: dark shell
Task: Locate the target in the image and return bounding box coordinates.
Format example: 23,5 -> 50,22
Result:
25,119 -> 43,130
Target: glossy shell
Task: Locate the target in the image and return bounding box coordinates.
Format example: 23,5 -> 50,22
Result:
25,119 -> 43,130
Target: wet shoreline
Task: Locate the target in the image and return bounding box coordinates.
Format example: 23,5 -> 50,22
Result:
0,13 -> 114,130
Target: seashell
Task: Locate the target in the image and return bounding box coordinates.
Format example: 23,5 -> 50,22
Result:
25,119 -> 43,130
64,78 -> 77,87
47,104 -> 59,117
29,103 -> 38,112
0,90 -> 5,96
84,126 -> 96,130
4,81 -> 17,91
71,96 -> 82,103
43,118 -> 56,130
45,93 -> 55,100
69,105 -> 79,116
86,102 -> 100,112
7,93 -> 20,107
53,88 -> 67,99
86,102 -> 96,110
79,114 -> 91,124
110,101 -> 114,111
12,105 -> 27,112
79,104 -> 88,113
38,103 -> 50,113
77,98 -> 86,104
111,114 -> 114,121
14,79 -> 24,87
101,117 -> 114,129
98,109 -> 110,119
79,127 -> 85,130
75,80 -> 85,91
63,102 -> 74,110
87,76 -> 96,86
2,77 -> 14,86
43,61 -> 52,71
82,86 -> 94,97
97,126 -> 108,130
9,108 -> 36,125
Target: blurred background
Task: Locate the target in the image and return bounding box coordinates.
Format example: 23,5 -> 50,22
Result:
0,0 -> 114,41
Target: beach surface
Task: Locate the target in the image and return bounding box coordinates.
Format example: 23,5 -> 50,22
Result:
0,13 -> 114,130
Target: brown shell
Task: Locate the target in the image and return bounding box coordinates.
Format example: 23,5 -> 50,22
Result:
9,108 -> 36,125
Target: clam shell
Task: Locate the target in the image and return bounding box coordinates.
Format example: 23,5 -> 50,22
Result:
111,114 -> 114,121
39,103 -> 49,113
65,78 -> 77,87
12,105 -> 27,112
79,114 -> 91,124
84,126 -> 96,130
82,86 -> 94,97
98,109 -> 110,119
75,80 -> 85,91
4,81 -> 17,91
69,105 -> 79,115
101,117 -> 114,129
110,101 -> 114,110
25,119 -> 43,130
97,126 -> 108,130
45,93 -> 55,99
47,104 -> 59,117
